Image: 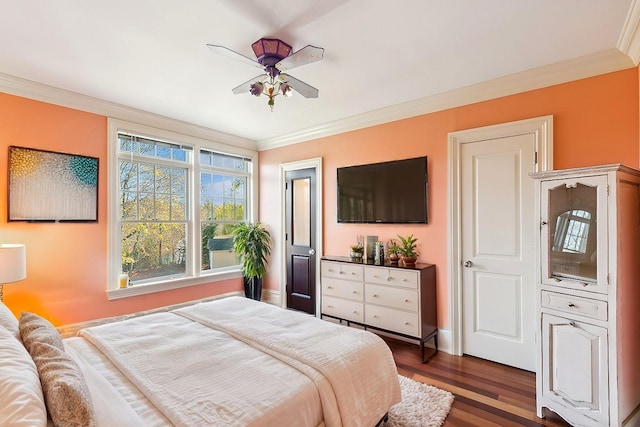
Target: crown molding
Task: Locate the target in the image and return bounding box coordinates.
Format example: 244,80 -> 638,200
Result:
256,48 -> 635,151
0,72 -> 257,152
1,45 -> 635,155
618,0 -> 640,65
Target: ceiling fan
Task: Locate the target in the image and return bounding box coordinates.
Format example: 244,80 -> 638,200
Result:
207,38 -> 324,111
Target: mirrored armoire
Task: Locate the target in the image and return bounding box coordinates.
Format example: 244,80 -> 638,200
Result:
532,164 -> 640,427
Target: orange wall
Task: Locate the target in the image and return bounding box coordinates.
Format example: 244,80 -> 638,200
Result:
0,93 -> 242,325
259,68 -> 640,329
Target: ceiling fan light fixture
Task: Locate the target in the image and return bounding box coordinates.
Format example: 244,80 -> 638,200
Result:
249,82 -> 263,97
209,37 -> 322,112
251,38 -> 292,65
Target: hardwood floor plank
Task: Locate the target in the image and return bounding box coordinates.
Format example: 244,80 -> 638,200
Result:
385,337 -> 571,426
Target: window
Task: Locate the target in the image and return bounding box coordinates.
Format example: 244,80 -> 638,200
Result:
108,120 -> 257,299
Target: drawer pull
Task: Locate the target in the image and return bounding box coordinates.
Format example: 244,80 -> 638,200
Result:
567,303 -> 576,308
404,299 -> 410,303
373,294 -> 379,298
327,305 -> 333,309
327,286 -> 333,289
404,322 -> 410,326
387,276 -> 392,281
581,282 -> 588,287
339,271 -> 345,275
352,310 -> 358,314
352,290 -> 358,294
373,315 -> 379,319
569,321 -> 576,327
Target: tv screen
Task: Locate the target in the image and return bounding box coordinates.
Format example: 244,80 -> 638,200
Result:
337,156 -> 428,224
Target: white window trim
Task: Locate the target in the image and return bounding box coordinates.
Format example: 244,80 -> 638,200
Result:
107,119 -> 258,300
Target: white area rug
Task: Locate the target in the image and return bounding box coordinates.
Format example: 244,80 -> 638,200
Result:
386,375 -> 455,427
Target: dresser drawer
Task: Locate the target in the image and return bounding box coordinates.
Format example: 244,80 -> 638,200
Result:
366,305 -> 420,337
364,267 -> 419,289
541,291 -> 607,321
322,295 -> 364,323
322,277 -> 364,302
321,261 -> 364,282
365,284 -> 418,312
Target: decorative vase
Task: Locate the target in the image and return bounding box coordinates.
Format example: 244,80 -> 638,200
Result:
401,255 -> 417,267
389,253 -> 400,264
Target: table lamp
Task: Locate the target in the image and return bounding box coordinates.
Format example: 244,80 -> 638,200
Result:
0,244 -> 27,302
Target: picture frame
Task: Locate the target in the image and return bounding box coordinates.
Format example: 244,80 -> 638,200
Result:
8,146 -> 99,222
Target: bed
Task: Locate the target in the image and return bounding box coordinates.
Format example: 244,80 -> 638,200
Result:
0,296 -> 401,427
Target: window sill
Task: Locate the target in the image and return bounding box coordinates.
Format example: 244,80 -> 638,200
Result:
106,269 -> 242,300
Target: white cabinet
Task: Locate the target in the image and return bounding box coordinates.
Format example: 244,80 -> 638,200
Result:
320,257 -> 437,361
532,164 -> 640,427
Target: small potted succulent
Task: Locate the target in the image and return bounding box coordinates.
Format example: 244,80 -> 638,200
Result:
386,238 -> 401,263
397,234 -> 419,267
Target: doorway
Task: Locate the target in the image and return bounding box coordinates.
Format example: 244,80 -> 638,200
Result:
280,158 -> 323,315
449,116 -> 553,371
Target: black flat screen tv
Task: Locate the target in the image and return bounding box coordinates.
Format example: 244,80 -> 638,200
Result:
337,156 -> 428,224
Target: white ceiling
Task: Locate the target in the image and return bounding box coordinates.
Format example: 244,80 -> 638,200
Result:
1,0 -> 638,149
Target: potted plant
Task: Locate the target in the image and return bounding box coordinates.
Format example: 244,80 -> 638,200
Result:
232,222 -> 272,300
397,234 -> 419,267
386,238 -> 401,263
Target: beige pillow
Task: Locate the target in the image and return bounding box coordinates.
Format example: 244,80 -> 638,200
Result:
0,326 -> 47,427
29,341 -> 96,427
0,301 -> 19,340
19,312 -> 64,354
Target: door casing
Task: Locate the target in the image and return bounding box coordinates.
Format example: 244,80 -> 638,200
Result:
448,116 -> 553,356
279,157 -> 323,314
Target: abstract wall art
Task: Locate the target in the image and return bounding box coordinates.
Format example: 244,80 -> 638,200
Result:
8,146 -> 99,222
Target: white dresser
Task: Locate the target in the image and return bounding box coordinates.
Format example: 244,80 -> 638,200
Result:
532,164 -> 640,426
320,256 -> 437,362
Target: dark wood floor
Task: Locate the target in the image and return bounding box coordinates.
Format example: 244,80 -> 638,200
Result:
384,337 -> 572,427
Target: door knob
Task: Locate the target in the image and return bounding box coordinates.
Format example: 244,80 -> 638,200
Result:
464,260 -> 473,267
308,248 -> 316,255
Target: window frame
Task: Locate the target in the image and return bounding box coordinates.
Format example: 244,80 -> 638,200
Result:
107,119 -> 258,300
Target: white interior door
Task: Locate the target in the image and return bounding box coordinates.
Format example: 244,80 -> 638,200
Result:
460,133 -> 537,371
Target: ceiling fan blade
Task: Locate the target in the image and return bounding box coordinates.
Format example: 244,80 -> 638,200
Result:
281,74 -> 319,98
276,45 -> 324,72
207,44 -> 262,69
232,75 -> 266,95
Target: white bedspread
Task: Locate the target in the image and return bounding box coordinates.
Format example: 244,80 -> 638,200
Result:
174,297 -> 401,427
78,297 -> 400,427
80,312 -> 323,427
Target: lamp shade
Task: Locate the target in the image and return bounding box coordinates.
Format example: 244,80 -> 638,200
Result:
0,244 -> 26,283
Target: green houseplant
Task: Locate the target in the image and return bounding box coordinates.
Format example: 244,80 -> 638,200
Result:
386,238 -> 401,263
397,234 -> 419,266
232,222 -> 272,300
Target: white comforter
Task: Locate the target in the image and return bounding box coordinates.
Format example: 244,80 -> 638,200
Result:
79,297 -> 400,427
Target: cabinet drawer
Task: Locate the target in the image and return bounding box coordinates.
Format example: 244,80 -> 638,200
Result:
321,261 -> 364,282
365,284 -> 418,312
541,291 -> 607,321
322,296 -> 364,323
366,305 -> 420,337
322,277 -> 363,302
364,267 -> 419,289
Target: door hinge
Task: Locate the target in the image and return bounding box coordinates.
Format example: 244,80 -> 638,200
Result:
285,182 -> 288,190
534,151 -> 538,165
285,233 -> 289,241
